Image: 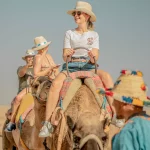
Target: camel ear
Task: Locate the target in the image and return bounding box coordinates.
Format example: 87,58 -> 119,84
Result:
66,116 -> 74,130
99,121 -> 107,141
37,76 -> 50,84
102,118 -> 111,129
32,76 -> 50,88
32,81 -> 40,89
73,130 -> 82,140
99,120 -> 105,129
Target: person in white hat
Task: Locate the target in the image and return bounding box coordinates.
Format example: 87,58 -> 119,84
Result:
5,49 -> 35,132
39,1 -> 115,137
98,70 -> 150,150
33,36 -> 59,80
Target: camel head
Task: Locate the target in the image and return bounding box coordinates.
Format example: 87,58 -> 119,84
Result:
32,76 -> 51,102
62,85 -> 109,150
73,112 -> 107,150
31,76 -> 52,129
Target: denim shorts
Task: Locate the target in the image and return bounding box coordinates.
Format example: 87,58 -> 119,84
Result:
61,62 -> 95,73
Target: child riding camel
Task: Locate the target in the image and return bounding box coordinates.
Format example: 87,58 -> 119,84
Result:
5,49 -> 35,132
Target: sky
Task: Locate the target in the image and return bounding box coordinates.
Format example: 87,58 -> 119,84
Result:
0,0 -> 150,105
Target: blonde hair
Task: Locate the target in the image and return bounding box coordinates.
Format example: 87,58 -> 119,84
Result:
87,18 -> 94,30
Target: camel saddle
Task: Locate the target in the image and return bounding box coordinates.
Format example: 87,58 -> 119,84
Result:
59,71 -> 105,111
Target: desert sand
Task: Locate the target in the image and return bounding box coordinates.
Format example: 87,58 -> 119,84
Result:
0,105 -> 9,150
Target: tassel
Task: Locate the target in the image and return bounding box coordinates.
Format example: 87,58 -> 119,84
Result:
105,91 -> 113,97
131,71 -> 137,75
19,116 -> 24,131
122,96 -> 133,103
59,97 -> 63,109
121,70 -> 126,74
105,88 -> 113,91
98,89 -> 105,94
137,71 -> 143,77
141,83 -> 148,91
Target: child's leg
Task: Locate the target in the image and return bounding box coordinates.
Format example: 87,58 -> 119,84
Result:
5,97 -> 15,119
10,88 -> 27,123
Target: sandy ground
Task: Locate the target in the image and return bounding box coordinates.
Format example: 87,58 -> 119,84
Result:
0,105 -> 149,150
0,105 -> 9,150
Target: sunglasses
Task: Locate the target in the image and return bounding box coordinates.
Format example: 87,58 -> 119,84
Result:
72,11 -> 82,16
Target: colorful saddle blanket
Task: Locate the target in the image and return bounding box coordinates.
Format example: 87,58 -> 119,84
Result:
60,71 -> 104,100
59,71 -> 112,117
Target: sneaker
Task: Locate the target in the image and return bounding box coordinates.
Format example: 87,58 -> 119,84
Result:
5,122 -> 16,132
39,121 -> 54,138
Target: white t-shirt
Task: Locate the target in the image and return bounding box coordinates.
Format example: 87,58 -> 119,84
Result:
63,29 -> 99,58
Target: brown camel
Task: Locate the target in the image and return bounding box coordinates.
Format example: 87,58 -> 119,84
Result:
49,84 -> 108,150
2,78 -> 52,150
2,77 -> 119,150
34,77 -> 110,150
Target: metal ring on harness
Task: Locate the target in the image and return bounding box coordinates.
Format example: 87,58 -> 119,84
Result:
66,47 -> 98,76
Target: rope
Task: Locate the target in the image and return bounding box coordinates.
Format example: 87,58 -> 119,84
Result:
20,138 -> 29,150
43,138 -> 50,150
51,107 -> 67,150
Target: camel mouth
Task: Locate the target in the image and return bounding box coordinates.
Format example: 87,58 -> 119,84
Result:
32,78 -> 52,103
34,96 -> 47,104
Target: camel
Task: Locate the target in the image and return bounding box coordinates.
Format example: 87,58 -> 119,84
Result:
2,76 -> 119,150
2,77 -> 52,150
34,76 -> 110,150
50,84 -> 108,150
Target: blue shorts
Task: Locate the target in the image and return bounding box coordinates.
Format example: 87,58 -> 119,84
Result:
61,62 -> 95,73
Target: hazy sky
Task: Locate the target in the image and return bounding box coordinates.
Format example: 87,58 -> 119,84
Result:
0,0 -> 150,105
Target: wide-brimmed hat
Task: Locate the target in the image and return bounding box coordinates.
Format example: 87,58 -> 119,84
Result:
22,49 -> 35,60
67,1 -> 96,22
97,70 -> 150,107
33,36 -> 51,51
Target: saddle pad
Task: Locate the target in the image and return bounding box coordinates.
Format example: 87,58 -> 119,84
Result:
63,79 -> 82,111
60,71 -> 103,99
15,93 -> 34,123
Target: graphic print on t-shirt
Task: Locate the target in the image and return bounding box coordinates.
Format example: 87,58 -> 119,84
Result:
87,37 -> 94,45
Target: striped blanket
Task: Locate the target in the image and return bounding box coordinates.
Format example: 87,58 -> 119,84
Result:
60,71 -> 103,100
59,71 -> 112,117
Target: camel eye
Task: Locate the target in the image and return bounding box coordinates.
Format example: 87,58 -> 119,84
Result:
45,86 -> 50,89
34,85 -> 39,89
102,135 -> 107,141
